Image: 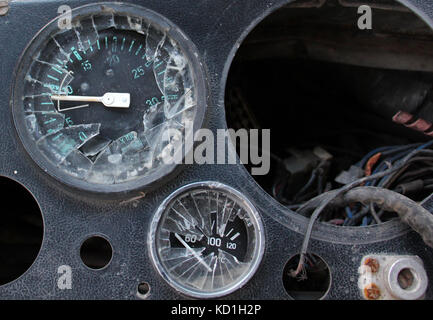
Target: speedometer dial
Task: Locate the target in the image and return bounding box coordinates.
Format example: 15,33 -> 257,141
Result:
149,182 -> 265,298
11,3 -> 206,193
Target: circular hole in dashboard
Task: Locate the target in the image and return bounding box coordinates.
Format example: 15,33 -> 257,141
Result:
282,253 -> 331,300
0,176 -> 43,286
80,235 -> 113,270
225,0 -> 433,227
137,282 -> 151,298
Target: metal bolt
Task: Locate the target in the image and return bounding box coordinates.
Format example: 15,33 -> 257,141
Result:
364,258 -> 380,273
364,283 -> 381,300
385,257 -> 428,300
0,0 -> 9,16
359,255 -> 428,300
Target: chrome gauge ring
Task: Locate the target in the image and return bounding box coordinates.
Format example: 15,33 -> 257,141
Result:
149,181 -> 265,298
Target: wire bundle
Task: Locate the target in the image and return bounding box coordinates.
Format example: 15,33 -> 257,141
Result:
289,141 -> 433,278
343,141 -> 433,226
280,141 -> 433,226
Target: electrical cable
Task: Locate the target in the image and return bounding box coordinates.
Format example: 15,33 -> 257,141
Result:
290,140 -> 433,278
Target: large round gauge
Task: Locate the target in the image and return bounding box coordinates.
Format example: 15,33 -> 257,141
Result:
149,182 -> 265,298
11,3 -> 206,193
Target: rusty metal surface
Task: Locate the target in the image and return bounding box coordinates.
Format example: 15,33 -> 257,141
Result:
360,255 -> 428,300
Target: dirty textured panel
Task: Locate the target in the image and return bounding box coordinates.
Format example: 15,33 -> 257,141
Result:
0,0 -> 432,300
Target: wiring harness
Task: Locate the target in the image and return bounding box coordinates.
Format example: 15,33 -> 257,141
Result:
279,141 -> 433,226
289,141 -> 433,277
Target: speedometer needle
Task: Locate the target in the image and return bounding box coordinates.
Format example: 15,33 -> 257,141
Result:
175,233 -> 212,272
51,92 -> 130,108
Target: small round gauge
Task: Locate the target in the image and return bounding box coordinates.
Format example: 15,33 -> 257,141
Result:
149,181 -> 265,298
11,3 -> 206,193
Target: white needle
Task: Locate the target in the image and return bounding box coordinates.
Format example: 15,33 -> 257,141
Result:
51,92 -> 130,108
175,233 -> 212,272
57,104 -> 89,112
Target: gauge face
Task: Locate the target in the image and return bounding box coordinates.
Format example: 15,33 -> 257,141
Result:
149,182 -> 265,298
11,3 -> 206,193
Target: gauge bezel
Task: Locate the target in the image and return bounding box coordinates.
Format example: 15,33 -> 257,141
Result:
10,2 -> 208,194
148,181 -> 266,299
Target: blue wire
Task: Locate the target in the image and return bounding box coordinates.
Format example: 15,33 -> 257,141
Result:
356,143 -> 422,168
416,139 -> 433,150
371,151 -> 410,186
356,146 -> 395,167
348,140 -> 433,225
375,140 -> 433,186
345,207 -> 353,218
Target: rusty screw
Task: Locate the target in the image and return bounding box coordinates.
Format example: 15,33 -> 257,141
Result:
364,283 -> 381,300
365,258 -> 380,273
0,1 -> 9,16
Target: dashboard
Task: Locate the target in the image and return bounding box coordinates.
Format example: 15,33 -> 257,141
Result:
1,0 -> 433,300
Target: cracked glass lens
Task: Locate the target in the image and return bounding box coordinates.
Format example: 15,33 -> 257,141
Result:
151,183 -> 264,298
16,8 -> 198,187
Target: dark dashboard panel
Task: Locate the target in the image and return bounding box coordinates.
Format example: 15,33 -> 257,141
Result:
0,0 -> 433,300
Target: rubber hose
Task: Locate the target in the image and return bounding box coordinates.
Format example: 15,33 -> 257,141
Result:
298,186 -> 433,248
